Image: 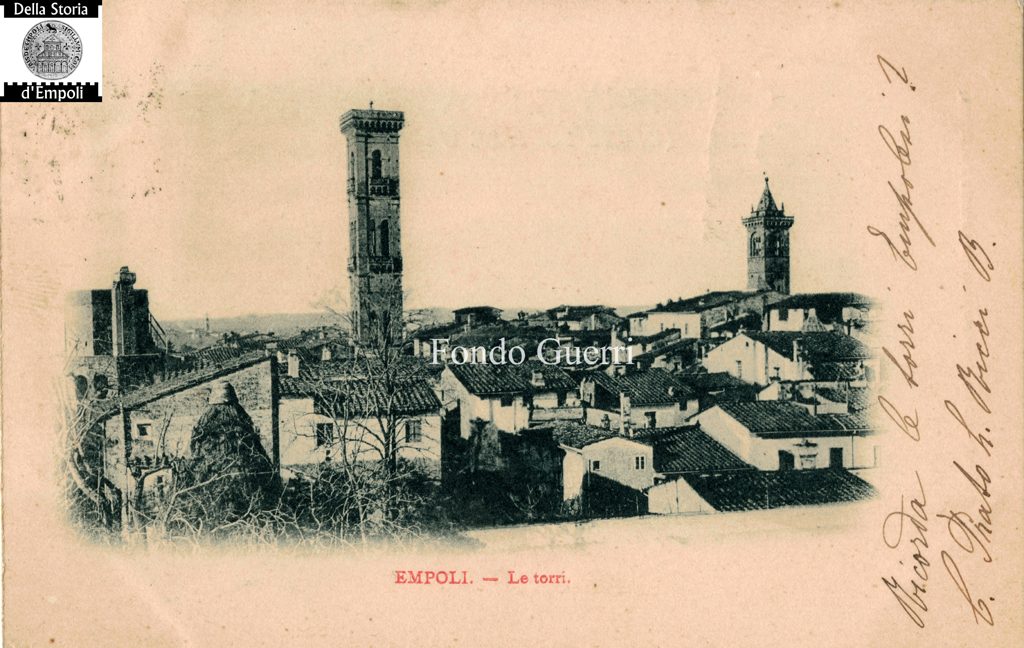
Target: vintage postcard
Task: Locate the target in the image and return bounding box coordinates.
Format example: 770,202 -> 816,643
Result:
1,1 -> 1022,646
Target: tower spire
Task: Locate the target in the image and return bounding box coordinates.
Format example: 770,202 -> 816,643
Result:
742,175 -> 794,294
754,175 -> 778,214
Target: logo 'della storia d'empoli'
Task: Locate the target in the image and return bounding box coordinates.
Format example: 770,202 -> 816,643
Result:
22,20 -> 83,81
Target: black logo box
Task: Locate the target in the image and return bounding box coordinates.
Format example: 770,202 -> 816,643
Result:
0,1 -> 102,19
3,81 -> 101,102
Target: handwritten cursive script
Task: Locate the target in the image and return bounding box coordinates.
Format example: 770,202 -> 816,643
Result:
867,57 -> 935,271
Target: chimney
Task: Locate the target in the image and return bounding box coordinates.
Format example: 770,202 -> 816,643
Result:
287,350 -> 300,378
321,345 -> 332,362
792,339 -> 800,364
530,370 -> 545,387
275,349 -> 286,364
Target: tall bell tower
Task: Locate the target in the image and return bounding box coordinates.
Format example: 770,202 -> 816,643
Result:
743,177 -> 794,294
340,106 -> 405,344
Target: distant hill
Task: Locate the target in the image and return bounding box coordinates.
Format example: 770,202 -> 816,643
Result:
166,312 -> 341,335
163,304 -> 653,350
162,312 -> 342,350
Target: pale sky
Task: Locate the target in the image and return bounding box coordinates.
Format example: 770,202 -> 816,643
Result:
4,1 -> 1012,320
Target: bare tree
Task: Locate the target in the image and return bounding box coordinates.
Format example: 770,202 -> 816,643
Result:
58,349 -> 124,537
296,283 -> 445,534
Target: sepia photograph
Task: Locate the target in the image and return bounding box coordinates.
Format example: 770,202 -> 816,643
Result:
2,1 -> 1021,646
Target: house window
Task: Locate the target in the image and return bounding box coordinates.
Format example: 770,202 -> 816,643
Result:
644,411 -> 657,428
829,447 -> 844,468
590,460 -> 601,471
634,456 -> 646,470
405,419 -> 423,443
772,366 -> 781,379
135,422 -> 152,437
557,391 -> 566,406
778,450 -> 795,470
734,360 -> 742,377
778,308 -> 789,321
499,395 -> 514,407
315,423 -> 334,447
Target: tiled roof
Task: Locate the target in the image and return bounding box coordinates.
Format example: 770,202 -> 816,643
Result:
117,351 -> 271,411
814,387 -> 836,402
811,361 -> 866,381
632,338 -> 700,365
275,326 -> 349,350
706,312 -> 761,333
770,292 -> 874,311
278,376 -> 440,416
681,469 -> 876,512
650,291 -> 760,314
293,356 -> 437,381
447,323 -> 553,350
532,421 -> 627,450
587,368 -> 695,406
715,401 -> 872,437
815,385 -> 873,408
847,387 -> 872,412
447,359 -> 576,396
636,426 -> 752,473
410,321 -> 463,340
546,305 -> 619,320
566,329 -> 613,347
744,331 -> 872,362
703,384 -> 762,406
676,371 -> 749,393
626,328 -> 680,344
183,344 -> 254,368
